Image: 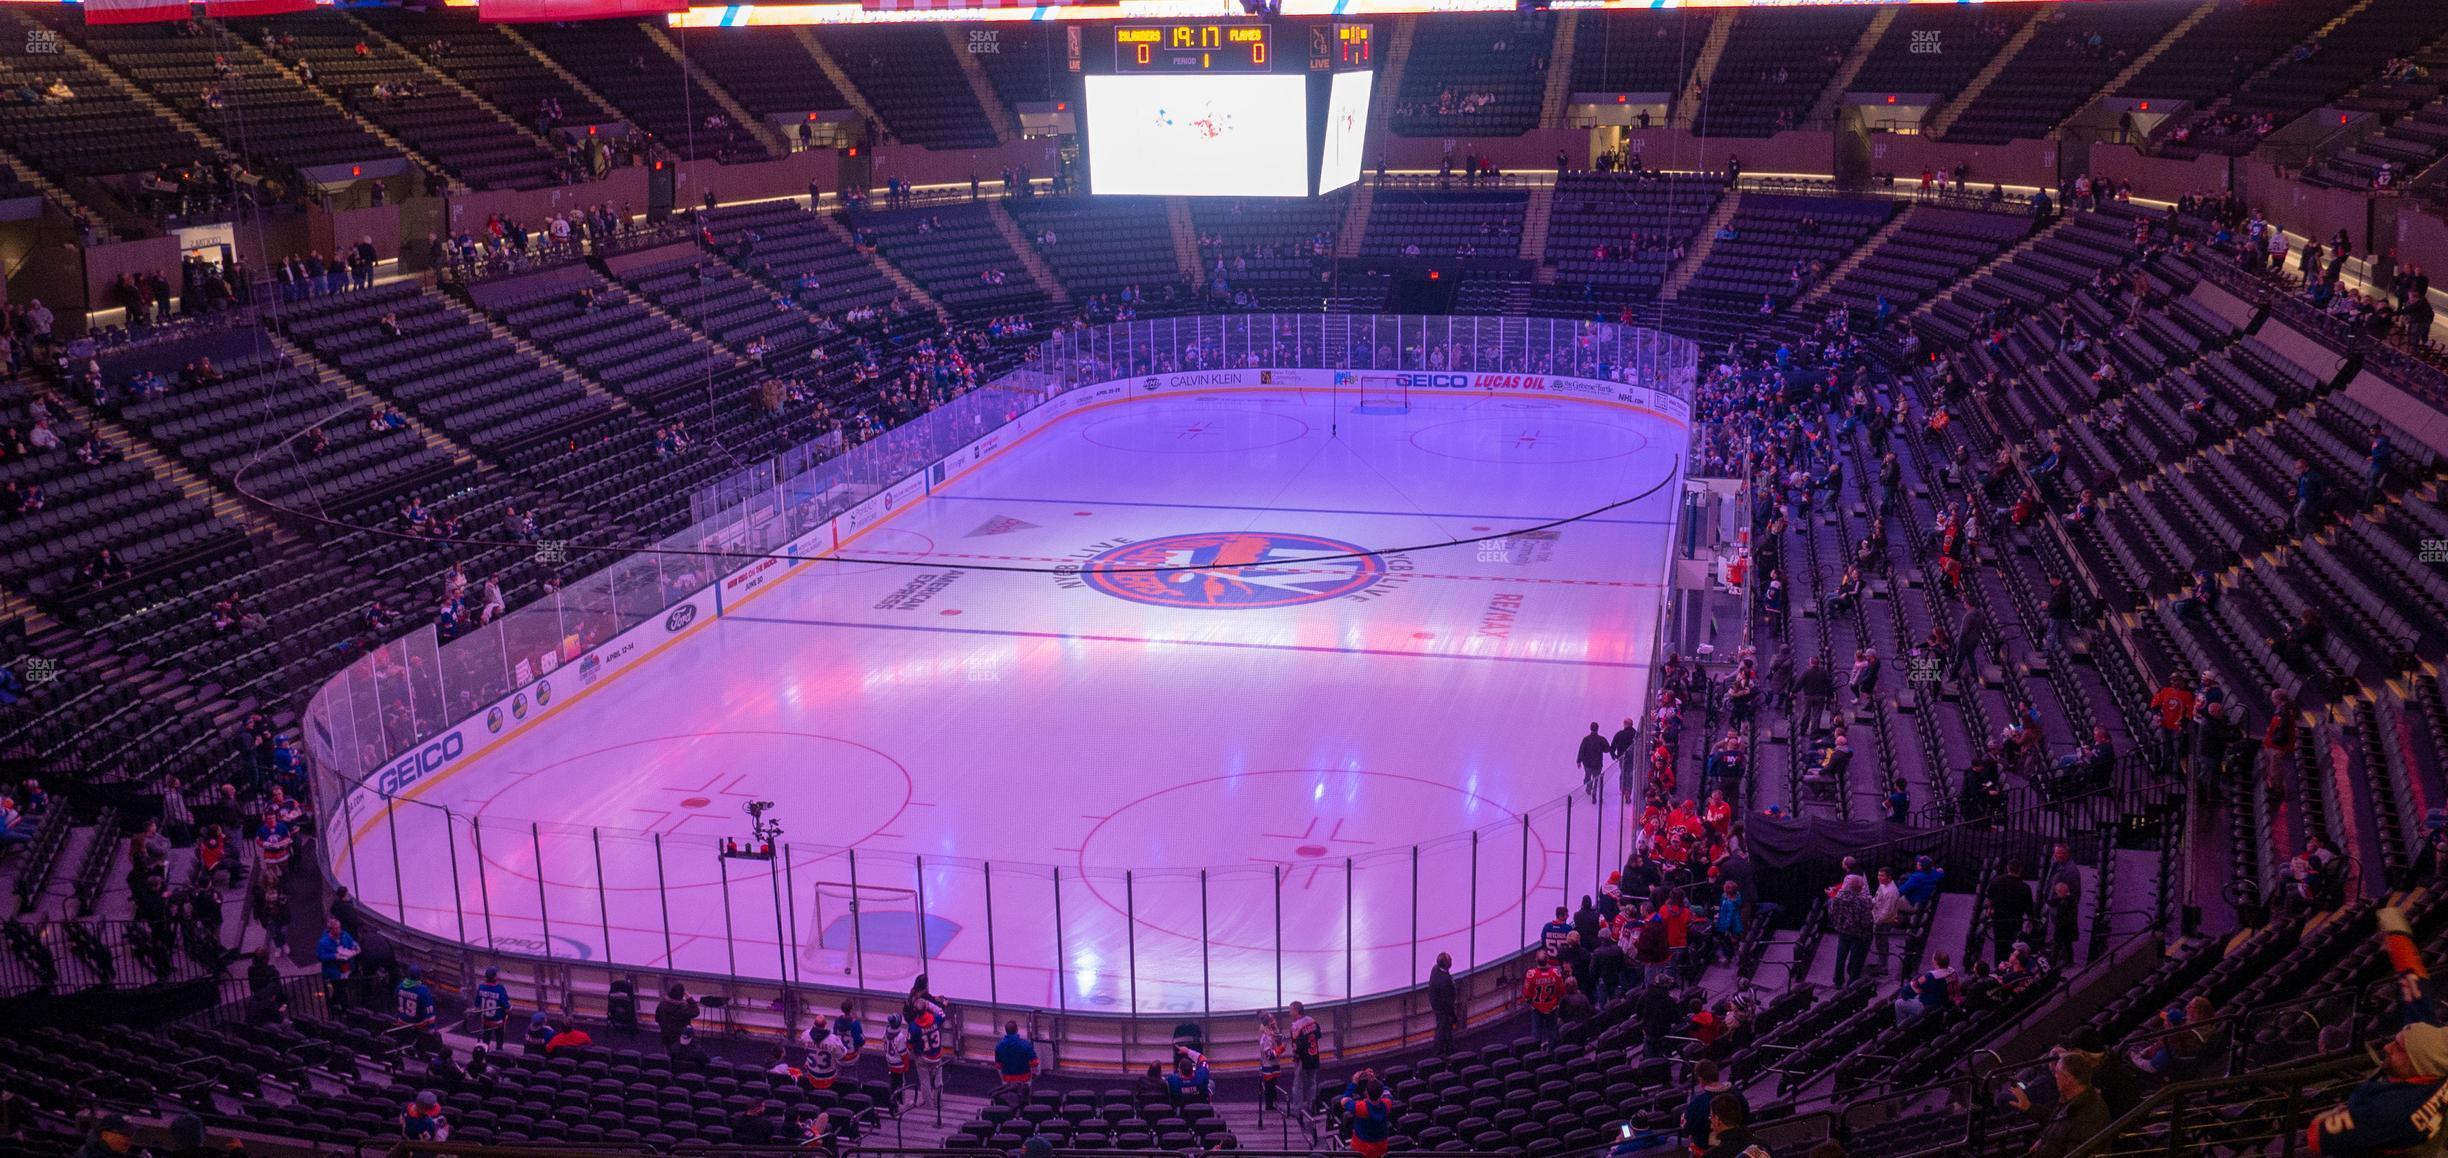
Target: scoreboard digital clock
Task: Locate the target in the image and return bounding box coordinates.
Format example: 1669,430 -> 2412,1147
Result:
1113,22 -> 1273,74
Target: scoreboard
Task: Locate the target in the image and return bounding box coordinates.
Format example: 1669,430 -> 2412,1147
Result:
1334,23 -> 1371,68
1113,22 -> 1273,73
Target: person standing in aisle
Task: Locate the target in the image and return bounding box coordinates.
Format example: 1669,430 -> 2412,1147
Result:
1429,952 -> 1458,1053
1523,953 -> 1565,1044
994,1020 -> 1037,1101
1985,863 -> 2035,964
395,965 -> 438,1052
908,984 -> 948,1109
1256,1013 -> 1286,1112
656,984 -> 700,1055
881,1015 -> 911,1107
1288,1001 -> 1323,1117
474,967 -> 511,1049
802,1017 -> 851,1091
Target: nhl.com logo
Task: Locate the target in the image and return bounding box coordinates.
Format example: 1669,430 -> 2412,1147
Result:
665,603 -> 698,632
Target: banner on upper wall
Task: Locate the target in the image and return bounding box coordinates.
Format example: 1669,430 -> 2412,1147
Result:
82,0 -> 191,24
478,0 -> 686,21
201,0 -> 315,16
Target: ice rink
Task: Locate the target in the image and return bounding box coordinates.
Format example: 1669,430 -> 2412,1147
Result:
336,386 -> 1686,1015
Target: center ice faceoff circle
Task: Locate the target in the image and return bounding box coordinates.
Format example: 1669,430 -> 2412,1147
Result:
1078,531 -> 1385,609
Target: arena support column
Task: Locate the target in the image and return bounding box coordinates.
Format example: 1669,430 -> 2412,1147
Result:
847,848 -> 867,992
1200,869 -> 1211,1024
383,792 -> 407,923
913,855 -> 932,978
474,816 -> 496,951
443,807 -> 467,945
1468,831 -> 1479,970
769,845 -> 788,984
652,832 -> 672,969
1345,857 -> 1354,1009
1052,865 -> 1067,1014
1273,864 -> 1283,1011
717,843 -> 736,976
339,791 -> 362,897
1409,844 -> 1420,1044
591,828 -> 613,967
1563,794 -> 1574,913
1519,814 -> 1531,948
982,861 -> 998,1009
531,823 -> 555,961
783,845 -> 802,988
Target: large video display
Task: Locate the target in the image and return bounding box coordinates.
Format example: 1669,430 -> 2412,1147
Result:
1084,73 -> 1310,197
1317,69 -> 1373,194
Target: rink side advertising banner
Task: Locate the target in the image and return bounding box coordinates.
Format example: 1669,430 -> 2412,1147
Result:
326,365 -> 1687,832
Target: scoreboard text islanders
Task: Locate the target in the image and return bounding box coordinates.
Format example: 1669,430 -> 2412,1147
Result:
1114,22 -> 1273,73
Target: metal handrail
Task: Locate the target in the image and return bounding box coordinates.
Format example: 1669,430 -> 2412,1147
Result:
2061,1054 -> 2371,1157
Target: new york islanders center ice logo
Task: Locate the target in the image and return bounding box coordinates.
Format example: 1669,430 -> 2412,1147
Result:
1081,532 -> 1385,609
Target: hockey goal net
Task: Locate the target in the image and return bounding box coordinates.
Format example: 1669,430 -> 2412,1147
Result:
1345,372 -> 1411,414
804,880 -> 925,980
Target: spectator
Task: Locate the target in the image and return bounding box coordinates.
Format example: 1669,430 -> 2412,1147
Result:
1337,1069 -> 1394,1158
802,1017 -> 851,1091
1682,1058 -> 1734,1152
2047,879 -> 2081,966
1256,1012 -> 1285,1111
1288,1000 -> 1322,1114
994,1020 -> 1037,1098
394,964 -> 438,1046
1899,856 -> 1945,911
400,1091 -> 450,1141
1830,874 -> 1874,985
2009,1051 -> 2107,1158
474,966 -> 511,1049
545,1018 -> 592,1057
654,982 -> 699,1053
1428,951 -> 1458,1052
1167,1044 -> 1212,1105
316,917 -> 359,1008
2310,1011 -> 2448,1152
1870,867 -> 1904,978
1523,952 -> 1565,1044
1698,1092 -> 1768,1158
734,1100 -> 782,1146
1986,863 -> 2035,963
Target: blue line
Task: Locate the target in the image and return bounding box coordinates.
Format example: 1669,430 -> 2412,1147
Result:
720,616 -> 1646,669
933,493 -> 1676,527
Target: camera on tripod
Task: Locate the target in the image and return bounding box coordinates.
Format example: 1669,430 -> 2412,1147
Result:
723,800 -> 783,861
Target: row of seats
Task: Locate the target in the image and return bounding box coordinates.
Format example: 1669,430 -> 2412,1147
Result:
1390,12 -> 1551,139
817,26 -> 995,150
521,21 -> 776,162
1691,8 -> 1875,139
1537,173 -> 1723,311
1941,3 -> 2193,145
222,12 -> 563,190
56,11 -> 394,176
